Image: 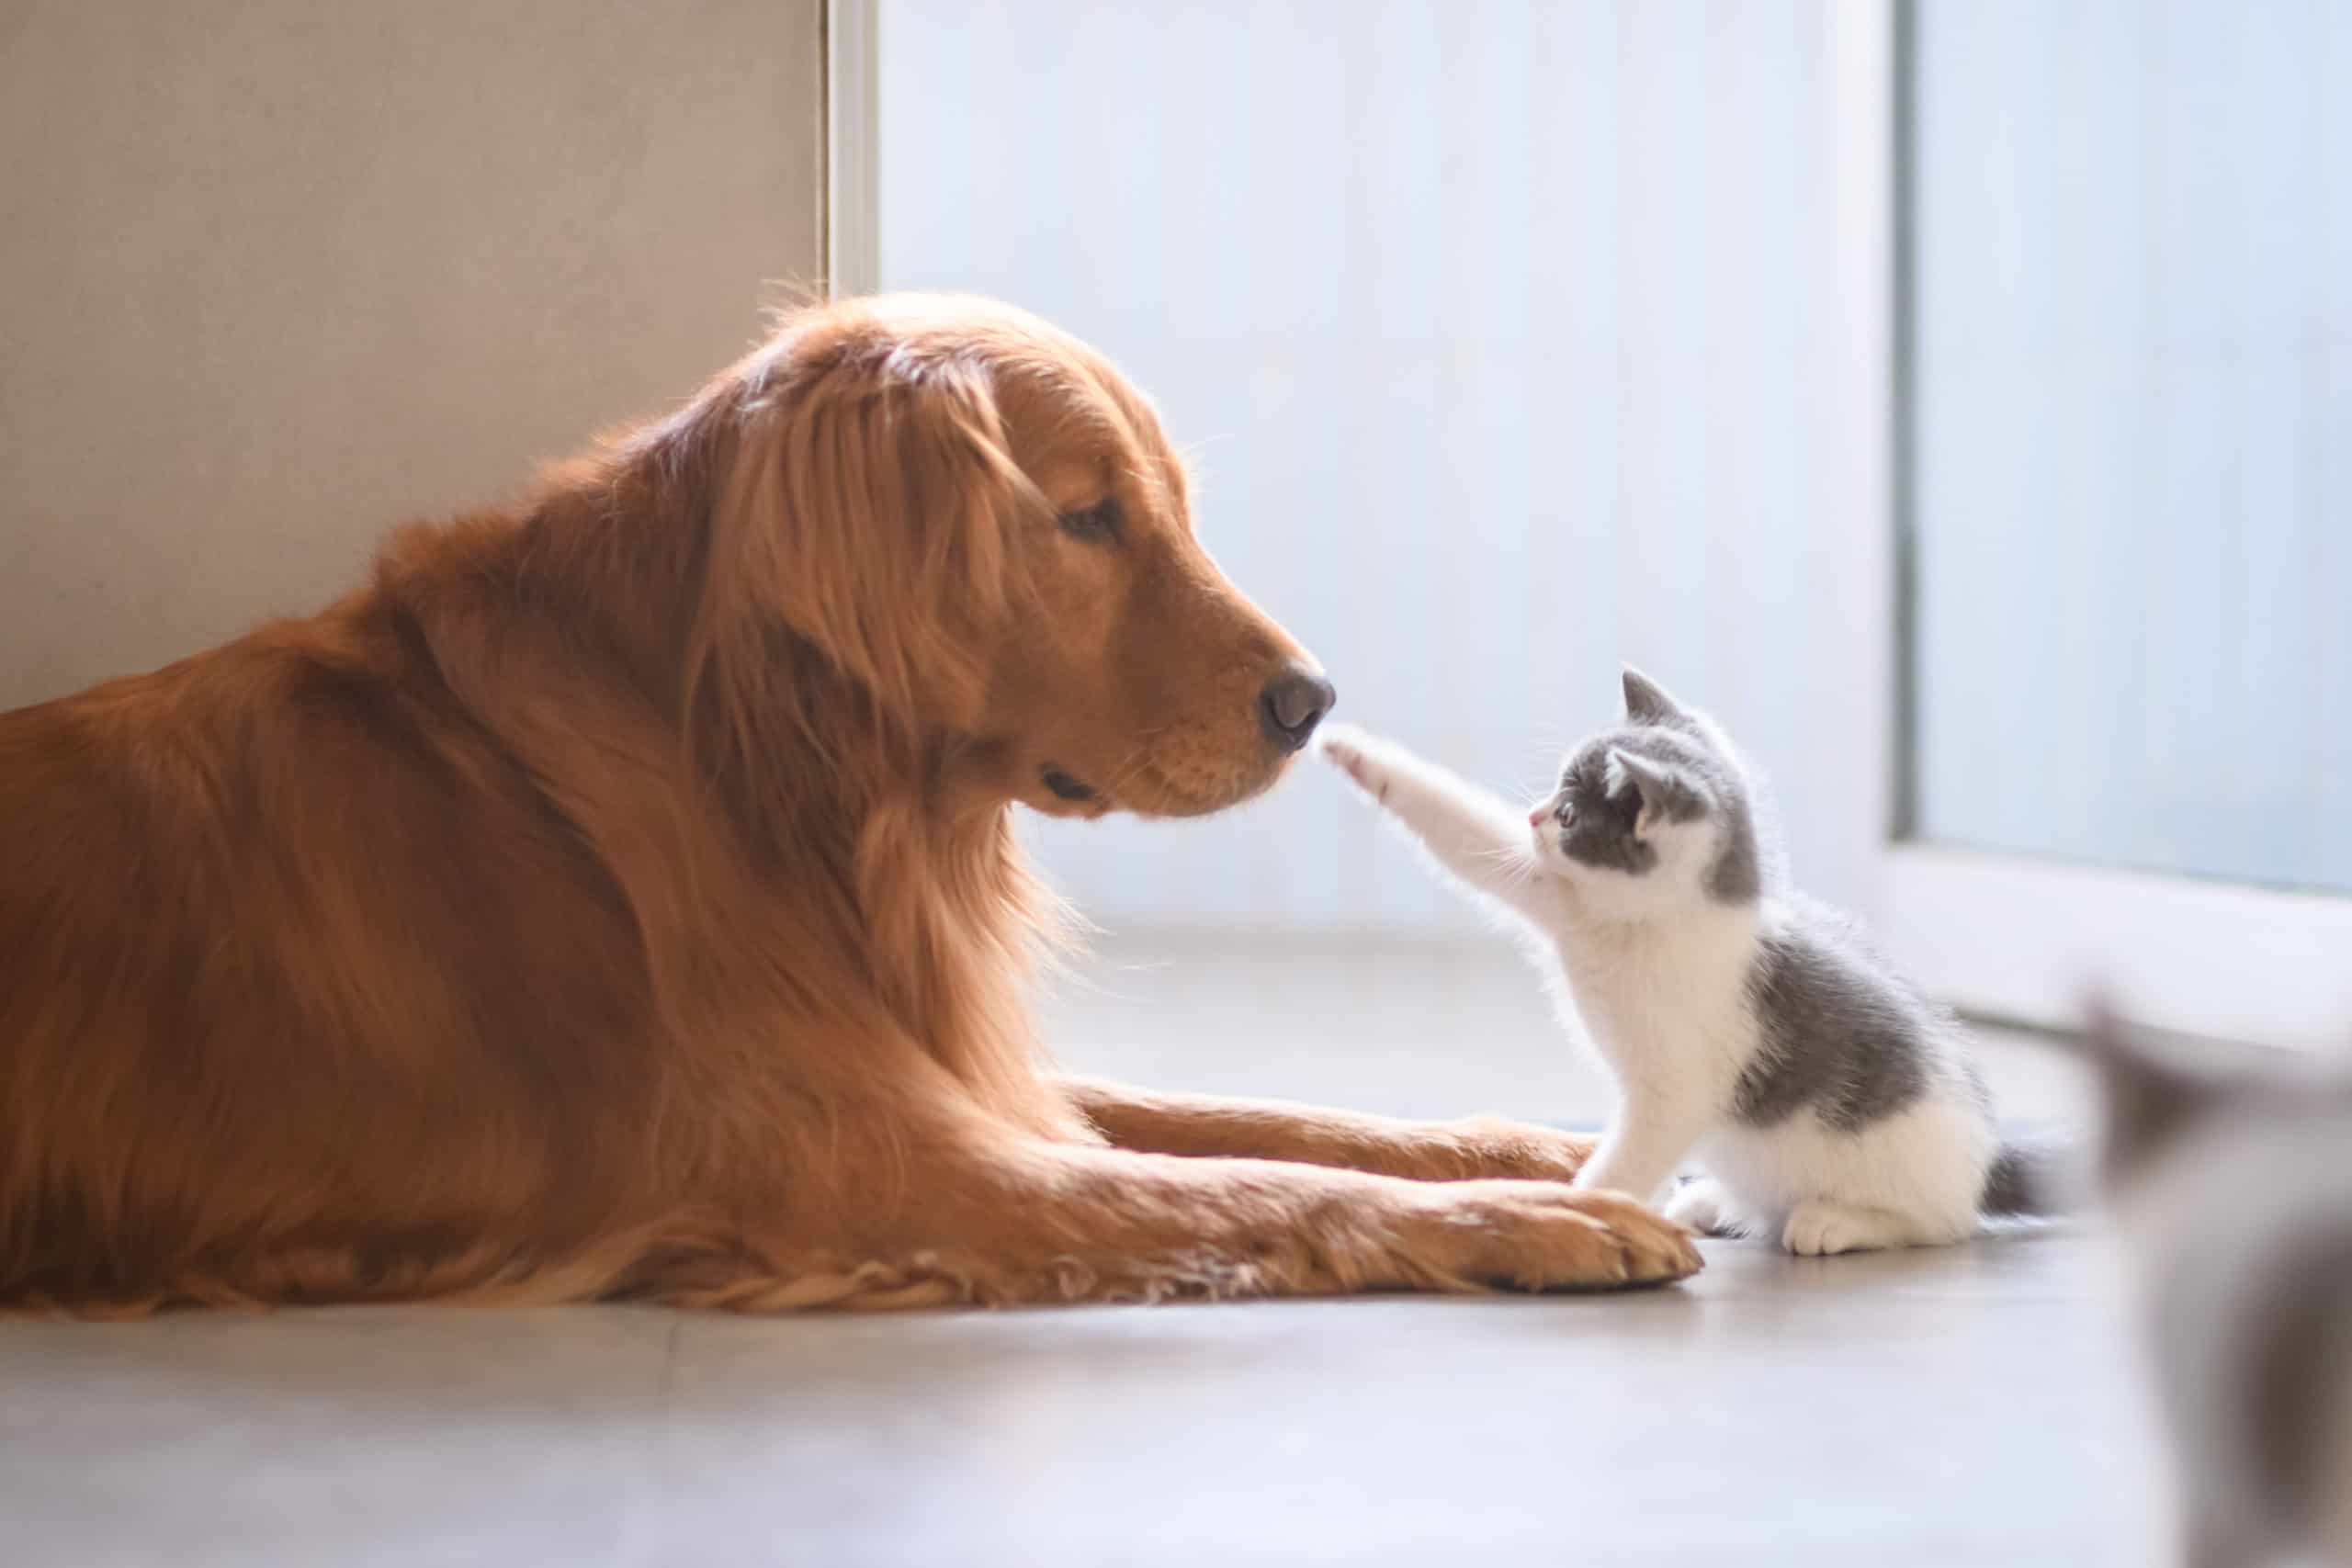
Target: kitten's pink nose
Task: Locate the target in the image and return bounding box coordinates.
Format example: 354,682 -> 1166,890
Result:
1529,802 -> 1551,827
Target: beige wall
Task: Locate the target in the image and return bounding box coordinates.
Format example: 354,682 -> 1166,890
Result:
0,0 -> 827,710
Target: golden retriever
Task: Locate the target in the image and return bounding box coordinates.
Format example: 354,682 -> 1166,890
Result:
0,295 -> 1699,1313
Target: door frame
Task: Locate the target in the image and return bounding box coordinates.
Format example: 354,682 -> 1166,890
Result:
1876,0 -> 2352,1049
825,0 -> 879,297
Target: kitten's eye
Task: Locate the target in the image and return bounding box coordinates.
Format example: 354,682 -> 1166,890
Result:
1056,498 -> 1122,545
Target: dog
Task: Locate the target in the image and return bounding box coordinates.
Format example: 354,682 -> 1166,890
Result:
0,294 -> 1700,1313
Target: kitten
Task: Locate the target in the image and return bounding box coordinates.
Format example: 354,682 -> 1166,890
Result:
2074,1008 -> 2352,1568
1317,666 -> 2053,1255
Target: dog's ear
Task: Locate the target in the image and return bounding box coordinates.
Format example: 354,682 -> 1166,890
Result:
703,351 -> 1032,733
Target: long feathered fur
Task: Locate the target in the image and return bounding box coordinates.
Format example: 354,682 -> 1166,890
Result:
0,294 -> 1702,1315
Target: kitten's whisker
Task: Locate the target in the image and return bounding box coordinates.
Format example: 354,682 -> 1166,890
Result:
1472,845 -> 1539,888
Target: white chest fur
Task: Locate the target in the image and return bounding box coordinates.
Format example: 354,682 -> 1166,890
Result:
1541,899 -> 1761,1098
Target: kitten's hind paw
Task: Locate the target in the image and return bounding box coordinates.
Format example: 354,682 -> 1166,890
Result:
1664,1177 -> 1746,1238
1315,722 -> 1396,805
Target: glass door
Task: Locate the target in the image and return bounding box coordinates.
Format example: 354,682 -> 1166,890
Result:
1887,0 -> 2352,1045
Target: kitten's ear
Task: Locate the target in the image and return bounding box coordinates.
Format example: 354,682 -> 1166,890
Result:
1607,748 -> 1700,837
1622,665 -> 1687,725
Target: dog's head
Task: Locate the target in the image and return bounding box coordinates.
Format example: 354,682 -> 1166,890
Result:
699,294 -> 1330,818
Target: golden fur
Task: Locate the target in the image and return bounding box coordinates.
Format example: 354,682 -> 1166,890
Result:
0,295 -> 1699,1314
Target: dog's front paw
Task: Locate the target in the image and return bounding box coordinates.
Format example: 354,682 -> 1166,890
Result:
1400,1181 -> 1703,1290
1316,722 -> 1399,805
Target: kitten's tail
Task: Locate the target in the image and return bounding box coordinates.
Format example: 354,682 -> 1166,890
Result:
1979,1134 -> 2082,1217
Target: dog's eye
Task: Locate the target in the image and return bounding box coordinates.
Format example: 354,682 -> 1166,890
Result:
1056,498 -> 1122,544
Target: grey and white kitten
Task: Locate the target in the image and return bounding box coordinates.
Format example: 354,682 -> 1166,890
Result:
1318,666 -> 2052,1255
2075,1009 -> 2352,1568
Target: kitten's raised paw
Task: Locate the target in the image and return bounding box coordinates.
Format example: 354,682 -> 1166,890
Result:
1315,722 -> 1394,803
1665,1177 -> 1743,1237
1781,1200 -> 1910,1257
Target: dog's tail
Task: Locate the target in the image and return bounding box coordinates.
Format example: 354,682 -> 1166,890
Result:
1978,1133 -> 2081,1218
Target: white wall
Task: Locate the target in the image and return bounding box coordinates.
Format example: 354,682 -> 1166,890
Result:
1,0 -> 827,714
882,0 -> 1892,936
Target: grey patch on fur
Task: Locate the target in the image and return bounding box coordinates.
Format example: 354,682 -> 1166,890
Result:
1551,716 -> 1761,903
1702,790 -> 1763,903
1979,1136 -> 2068,1216
1553,737 -> 1657,877
1734,903 -> 1943,1134
1608,749 -> 1709,825
1979,1145 -> 2034,1215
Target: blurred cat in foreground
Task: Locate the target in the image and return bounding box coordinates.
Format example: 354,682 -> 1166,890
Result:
2077,1008 -> 2352,1568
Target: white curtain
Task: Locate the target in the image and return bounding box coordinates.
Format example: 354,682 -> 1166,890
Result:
883,0 -> 1885,933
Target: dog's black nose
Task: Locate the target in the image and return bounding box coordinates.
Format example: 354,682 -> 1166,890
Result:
1259,668 -> 1336,751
